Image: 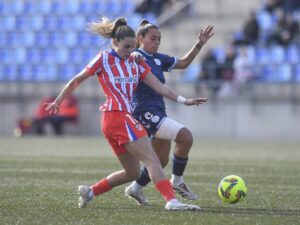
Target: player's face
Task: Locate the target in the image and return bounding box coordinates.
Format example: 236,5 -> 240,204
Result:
113,37 -> 136,59
140,28 -> 161,53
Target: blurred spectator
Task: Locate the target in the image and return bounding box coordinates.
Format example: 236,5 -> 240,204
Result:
233,46 -> 256,88
218,45 -> 237,97
220,45 -> 236,81
264,0 -> 283,14
283,0 -> 300,12
234,11 -> 260,45
285,14 -> 299,44
197,48 -> 222,96
267,9 -> 299,46
32,95 -> 79,135
17,95 -> 79,136
135,0 -> 172,16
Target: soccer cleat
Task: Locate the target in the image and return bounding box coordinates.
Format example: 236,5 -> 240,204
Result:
125,185 -> 150,206
172,182 -> 198,200
78,185 -> 93,208
165,199 -> 201,211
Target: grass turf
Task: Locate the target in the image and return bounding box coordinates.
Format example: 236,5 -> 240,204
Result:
0,137 -> 299,225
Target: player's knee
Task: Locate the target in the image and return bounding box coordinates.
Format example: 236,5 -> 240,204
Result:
176,127 -> 193,146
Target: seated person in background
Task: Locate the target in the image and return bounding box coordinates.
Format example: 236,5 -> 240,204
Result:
264,0 -> 284,15
233,46 -> 257,89
220,45 -> 236,81
266,9 -> 298,46
197,48 -> 222,96
32,95 -> 79,135
218,45 -> 237,97
135,0 -> 172,16
234,11 -> 260,46
283,0 -> 300,12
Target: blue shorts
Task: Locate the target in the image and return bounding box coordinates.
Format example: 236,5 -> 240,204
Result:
133,110 -> 167,136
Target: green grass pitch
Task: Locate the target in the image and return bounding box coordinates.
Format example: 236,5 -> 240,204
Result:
0,137 -> 299,225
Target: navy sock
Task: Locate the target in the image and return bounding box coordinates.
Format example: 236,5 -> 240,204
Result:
172,153 -> 188,176
136,166 -> 151,186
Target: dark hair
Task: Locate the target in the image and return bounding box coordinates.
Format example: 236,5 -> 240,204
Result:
88,17 -> 135,41
135,19 -> 158,48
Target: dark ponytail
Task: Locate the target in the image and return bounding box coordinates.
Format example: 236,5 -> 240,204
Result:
135,19 -> 158,48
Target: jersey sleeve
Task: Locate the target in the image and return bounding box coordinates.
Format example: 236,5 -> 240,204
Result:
85,52 -> 102,76
138,61 -> 151,80
159,53 -> 177,72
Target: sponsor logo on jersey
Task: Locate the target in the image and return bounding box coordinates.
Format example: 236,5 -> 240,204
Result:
114,75 -> 138,84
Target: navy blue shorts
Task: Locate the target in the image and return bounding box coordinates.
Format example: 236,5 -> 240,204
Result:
133,110 -> 167,136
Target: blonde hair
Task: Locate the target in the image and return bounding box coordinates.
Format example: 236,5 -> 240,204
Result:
88,17 -> 135,41
135,19 -> 158,48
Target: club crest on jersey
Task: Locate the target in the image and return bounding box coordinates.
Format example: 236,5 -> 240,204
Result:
154,58 -> 161,66
114,75 -> 138,83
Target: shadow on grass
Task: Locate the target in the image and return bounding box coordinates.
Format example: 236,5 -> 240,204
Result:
84,204 -> 300,216
202,206 -> 300,216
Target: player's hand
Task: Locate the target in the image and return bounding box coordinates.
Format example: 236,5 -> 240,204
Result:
43,101 -> 59,114
184,98 -> 208,106
198,25 -> 214,45
131,52 -> 145,63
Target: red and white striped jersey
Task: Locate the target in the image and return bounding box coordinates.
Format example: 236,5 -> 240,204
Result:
85,50 -> 151,113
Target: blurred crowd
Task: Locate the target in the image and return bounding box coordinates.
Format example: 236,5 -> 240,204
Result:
16,95 -> 79,136
135,0 -> 174,17
195,0 -> 300,97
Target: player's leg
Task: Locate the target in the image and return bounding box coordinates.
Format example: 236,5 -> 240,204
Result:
125,138 -> 171,205
78,137 -> 141,208
125,136 -> 200,211
125,110 -> 171,205
155,118 -> 198,200
152,138 -> 171,168
79,111 -> 198,210
78,111 -> 143,208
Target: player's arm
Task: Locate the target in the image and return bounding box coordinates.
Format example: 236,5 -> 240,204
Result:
143,72 -> 207,106
174,25 -> 214,69
44,70 -> 91,114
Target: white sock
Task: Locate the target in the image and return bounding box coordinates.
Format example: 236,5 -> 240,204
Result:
88,188 -> 94,199
171,175 -> 184,186
130,181 -> 144,193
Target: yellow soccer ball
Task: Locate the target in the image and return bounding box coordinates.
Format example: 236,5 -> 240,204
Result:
218,175 -> 247,204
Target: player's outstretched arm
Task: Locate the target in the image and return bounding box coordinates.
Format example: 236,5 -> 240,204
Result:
44,70 -> 91,114
174,25 -> 214,69
143,72 -> 207,106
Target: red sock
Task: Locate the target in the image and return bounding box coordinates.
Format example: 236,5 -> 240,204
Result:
92,178 -> 112,196
155,179 -> 175,202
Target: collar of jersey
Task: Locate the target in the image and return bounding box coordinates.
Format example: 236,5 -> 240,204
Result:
138,48 -> 154,57
109,49 -> 124,60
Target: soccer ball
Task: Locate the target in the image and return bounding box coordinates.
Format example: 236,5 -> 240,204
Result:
218,175 -> 247,204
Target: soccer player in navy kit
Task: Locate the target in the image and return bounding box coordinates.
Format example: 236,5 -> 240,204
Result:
125,20 -> 214,205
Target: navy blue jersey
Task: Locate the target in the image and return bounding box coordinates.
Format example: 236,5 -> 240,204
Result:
132,49 -> 177,113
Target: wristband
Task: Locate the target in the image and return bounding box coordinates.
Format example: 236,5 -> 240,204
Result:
177,96 -> 187,104
196,42 -> 203,50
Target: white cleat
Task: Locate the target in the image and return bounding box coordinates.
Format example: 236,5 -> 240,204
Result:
165,199 -> 201,211
78,185 -> 93,208
125,185 -> 150,206
173,182 -> 198,200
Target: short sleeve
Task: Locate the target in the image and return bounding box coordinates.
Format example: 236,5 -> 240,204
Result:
158,53 -> 177,72
85,52 -> 102,76
138,61 -> 151,80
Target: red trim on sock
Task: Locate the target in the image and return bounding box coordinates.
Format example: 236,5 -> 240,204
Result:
155,179 -> 175,202
92,178 -> 112,196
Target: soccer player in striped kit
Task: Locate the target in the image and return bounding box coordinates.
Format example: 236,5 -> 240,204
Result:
125,20 -> 214,205
44,17 -> 207,211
